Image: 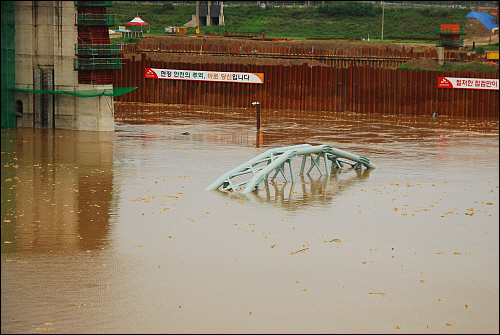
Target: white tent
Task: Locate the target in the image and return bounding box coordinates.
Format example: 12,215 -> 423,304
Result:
125,14 -> 150,33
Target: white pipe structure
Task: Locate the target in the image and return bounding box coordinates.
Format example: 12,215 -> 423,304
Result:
204,144 -> 312,192
205,144 -> 377,193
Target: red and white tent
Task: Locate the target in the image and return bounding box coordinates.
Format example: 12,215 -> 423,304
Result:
125,14 -> 150,32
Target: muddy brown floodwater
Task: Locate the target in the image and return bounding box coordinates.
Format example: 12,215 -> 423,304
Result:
1,104 -> 499,333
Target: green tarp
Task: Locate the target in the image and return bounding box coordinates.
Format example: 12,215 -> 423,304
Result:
9,86 -> 137,98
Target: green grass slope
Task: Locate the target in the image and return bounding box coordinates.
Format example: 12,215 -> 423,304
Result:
108,1 -> 470,40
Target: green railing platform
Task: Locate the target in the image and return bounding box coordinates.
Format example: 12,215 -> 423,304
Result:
74,1 -> 113,7
436,39 -> 464,47
74,57 -> 122,70
75,13 -> 114,26
75,44 -> 120,56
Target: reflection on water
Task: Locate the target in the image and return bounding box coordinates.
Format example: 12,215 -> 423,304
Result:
2,103 -> 498,334
1,128 -> 114,253
114,102 -> 499,148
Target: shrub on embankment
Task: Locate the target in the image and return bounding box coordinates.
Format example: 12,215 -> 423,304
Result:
109,2 -> 469,40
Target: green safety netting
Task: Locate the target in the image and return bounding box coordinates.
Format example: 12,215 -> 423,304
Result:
9,86 -> 137,98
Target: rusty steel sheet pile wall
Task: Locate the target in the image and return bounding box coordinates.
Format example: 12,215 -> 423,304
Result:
114,53 -> 499,118
122,41 -> 486,65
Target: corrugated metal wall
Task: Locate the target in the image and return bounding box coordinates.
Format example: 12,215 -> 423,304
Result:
127,41 -> 484,62
114,53 -> 499,118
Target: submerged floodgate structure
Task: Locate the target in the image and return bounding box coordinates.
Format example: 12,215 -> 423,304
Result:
205,144 -> 377,194
1,1 -> 136,130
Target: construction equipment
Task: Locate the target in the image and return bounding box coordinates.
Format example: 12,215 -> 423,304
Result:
486,51 -> 499,64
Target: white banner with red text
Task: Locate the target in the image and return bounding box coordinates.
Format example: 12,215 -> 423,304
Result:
438,77 -> 498,90
145,68 -> 264,84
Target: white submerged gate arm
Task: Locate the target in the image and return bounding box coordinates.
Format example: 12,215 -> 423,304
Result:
205,144 -> 377,194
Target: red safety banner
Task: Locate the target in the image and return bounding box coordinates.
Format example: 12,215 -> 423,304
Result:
438,77 -> 499,90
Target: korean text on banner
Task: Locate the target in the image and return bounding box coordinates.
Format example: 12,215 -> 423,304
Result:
145,68 -> 264,84
438,77 -> 499,90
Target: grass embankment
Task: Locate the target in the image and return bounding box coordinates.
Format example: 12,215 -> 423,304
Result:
108,2 -> 470,40
398,60 -> 499,73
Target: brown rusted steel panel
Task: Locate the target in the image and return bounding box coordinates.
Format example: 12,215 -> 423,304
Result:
450,70 -> 456,117
457,71 -> 464,117
200,63 -> 206,106
286,64 -> 292,110
284,65 -> 290,110
361,66 -> 366,113
445,71 -> 451,117
298,64 -> 304,111
141,53 -> 146,103
333,67 -> 339,112
393,67 -> 398,114
399,68 -> 404,115
356,66 -> 361,113
216,62 -> 222,107
360,66 -> 366,114
153,60 -> 158,104
416,69 -> 422,115
234,63 -> 240,108
337,67 -> 347,112
437,71 -> 443,116
379,66 -> 384,115
476,74 -> 482,118
301,64 -> 307,111
343,66 -> 348,112
290,65 -> 296,110
324,66 -> 330,112
279,65 -> 285,110
290,64 -> 297,110
206,63 -> 212,106
385,66 -> 391,114
269,65 -> 275,109
131,56 -> 137,102
325,66 -> 331,112
302,64 -> 307,111
212,62 -> 218,106
391,67 -> 396,114
422,70 -> 428,115
318,66 -> 323,111
145,56 -> 151,103
357,66 -> 362,113
413,69 -> 418,115
408,69 -> 413,115
221,63 -> 227,107
175,62 -> 181,105
348,64 -> 353,112
159,61 -> 164,104
115,58 -> 497,117
372,67 -> 378,114
490,73 -> 498,118
312,66 -> 318,111
485,73 -> 492,118
366,66 -> 371,114
335,66 -> 341,112
351,66 -> 357,113
431,71 -> 437,116
403,70 -> 411,115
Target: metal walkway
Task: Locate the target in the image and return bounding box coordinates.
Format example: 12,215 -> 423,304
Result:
205,144 -> 377,194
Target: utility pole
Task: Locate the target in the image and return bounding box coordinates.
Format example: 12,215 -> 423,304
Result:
381,1 -> 384,40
